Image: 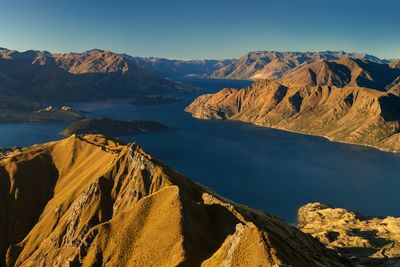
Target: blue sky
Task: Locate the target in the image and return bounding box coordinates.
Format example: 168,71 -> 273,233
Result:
1,0 -> 399,59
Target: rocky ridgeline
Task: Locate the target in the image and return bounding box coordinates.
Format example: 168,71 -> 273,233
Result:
1,135 -> 399,266
186,58 -> 400,153
0,135 -> 347,266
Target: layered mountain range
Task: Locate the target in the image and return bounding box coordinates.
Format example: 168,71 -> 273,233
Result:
130,56 -> 233,78
205,51 -> 390,80
0,134 -> 349,266
186,57 -> 400,152
0,48 -> 191,102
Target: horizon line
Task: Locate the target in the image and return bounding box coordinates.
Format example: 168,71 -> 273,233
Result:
0,46 -> 398,61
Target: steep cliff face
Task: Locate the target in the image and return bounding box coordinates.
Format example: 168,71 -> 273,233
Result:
298,203 -> 400,266
0,135 -> 348,266
186,58 -> 400,153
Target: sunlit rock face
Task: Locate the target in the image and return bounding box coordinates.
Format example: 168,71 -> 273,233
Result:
186,58 -> 400,153
298,203 -> 400,266
205,51 -> 389,80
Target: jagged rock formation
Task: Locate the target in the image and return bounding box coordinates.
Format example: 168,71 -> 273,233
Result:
0,135 -> 348,266
0,48 -> 192,102
298,203 -> 400,266
205,51 -> 388,80
60,118 -> 168,137
186,57 -> 400,153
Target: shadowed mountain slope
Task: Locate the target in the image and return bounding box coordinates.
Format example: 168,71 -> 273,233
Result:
0,48 -> 192,101
0,135 -> 348,266
282,57 -> 400,91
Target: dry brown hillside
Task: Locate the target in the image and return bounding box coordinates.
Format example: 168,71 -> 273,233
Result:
186,58 -> 400,153
0,135 -> 348,266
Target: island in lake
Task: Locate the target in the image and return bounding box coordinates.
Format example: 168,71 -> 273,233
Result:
60,118 -> 168,137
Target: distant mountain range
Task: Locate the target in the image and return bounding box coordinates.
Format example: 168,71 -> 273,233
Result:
130,56 -> 233,78
204,51 -> 393,80
0,48 -> 192,101
186,56 -> 400,152
0,48 -> 194,122
1,47 -> 399,126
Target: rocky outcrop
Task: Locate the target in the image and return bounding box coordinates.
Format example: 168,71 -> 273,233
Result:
390,60 -> 400,69
60,118 -> 168,137
0,135 -> 348,266
186,58 -> 400,153
298,203 -> 400,266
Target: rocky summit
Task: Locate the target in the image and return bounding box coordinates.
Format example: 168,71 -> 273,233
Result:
0,135 -> 348,266
298,203 -> 400,266
186,57 -> 400,153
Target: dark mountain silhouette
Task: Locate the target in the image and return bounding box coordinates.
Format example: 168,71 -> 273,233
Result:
0,48 -> 193,102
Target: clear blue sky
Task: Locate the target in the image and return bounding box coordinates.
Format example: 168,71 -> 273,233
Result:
1,0 -> 399,59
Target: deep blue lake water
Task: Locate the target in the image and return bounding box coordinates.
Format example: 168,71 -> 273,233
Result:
1,77 -> 399,223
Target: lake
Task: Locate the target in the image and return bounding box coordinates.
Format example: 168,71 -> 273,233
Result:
0,77 -> 399,223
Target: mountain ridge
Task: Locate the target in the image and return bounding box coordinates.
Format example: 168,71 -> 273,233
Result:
186,58 -> 400,153
205,50 -> 391,80
0,48 -> 192,102
0,134 -> 348,266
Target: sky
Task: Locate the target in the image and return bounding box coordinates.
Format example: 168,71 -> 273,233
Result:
0,0 -> 399,59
